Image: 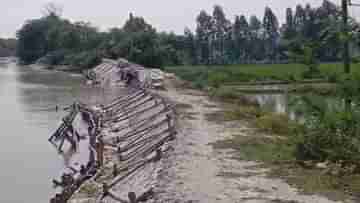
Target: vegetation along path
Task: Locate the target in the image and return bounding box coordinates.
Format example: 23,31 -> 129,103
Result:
151,77 -> 354,203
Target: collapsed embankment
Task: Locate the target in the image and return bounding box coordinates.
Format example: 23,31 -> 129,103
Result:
49,58 -> 176,203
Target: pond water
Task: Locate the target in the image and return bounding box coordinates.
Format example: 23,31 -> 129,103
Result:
242,89 -> 338,121
0,60 -> 119,203
243,93 -> 299,119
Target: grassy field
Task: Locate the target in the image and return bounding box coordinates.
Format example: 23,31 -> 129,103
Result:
165,63 -> 360,88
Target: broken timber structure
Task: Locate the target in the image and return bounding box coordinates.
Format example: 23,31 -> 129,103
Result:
49,58 -> 175,203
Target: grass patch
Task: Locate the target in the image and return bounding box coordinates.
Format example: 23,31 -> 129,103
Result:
224,106 -> 264,120
255,113 -> 300,135
269,164 -> 360,201
166,63 -> 360,87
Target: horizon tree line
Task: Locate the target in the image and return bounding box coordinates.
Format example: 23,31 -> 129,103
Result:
15,0 -> 360,69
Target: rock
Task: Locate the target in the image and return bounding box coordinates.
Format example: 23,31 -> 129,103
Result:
316,162 -> 328,169
165,73 -> 175,78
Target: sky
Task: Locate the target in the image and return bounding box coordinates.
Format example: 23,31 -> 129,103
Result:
1,0 -> 357,38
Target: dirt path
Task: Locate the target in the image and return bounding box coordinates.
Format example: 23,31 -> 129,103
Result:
151,78 -> 345,203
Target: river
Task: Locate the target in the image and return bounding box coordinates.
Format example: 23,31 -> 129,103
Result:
0,60 -> 114,203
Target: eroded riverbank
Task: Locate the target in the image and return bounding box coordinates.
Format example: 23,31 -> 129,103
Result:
47,58 -> 357,203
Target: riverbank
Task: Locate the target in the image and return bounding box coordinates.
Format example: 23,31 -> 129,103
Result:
48,59 -> 359,202
162,75 -> 360,202
149,76 -> 356,203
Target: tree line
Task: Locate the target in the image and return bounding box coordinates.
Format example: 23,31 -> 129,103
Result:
0,38 -> 17,57
16,0 -> 360,70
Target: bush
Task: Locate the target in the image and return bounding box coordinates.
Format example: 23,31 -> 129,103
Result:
295,110 -> 360,163
292,94 -> 360,164
64,50 -> 102,71
255,113 -> 298,135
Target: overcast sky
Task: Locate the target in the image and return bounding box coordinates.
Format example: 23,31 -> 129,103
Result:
1,0 -> 356,38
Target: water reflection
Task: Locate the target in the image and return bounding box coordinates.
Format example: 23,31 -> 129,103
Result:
244,93 -> 301,120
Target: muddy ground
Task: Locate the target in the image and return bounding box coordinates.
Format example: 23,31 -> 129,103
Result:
149,78 -> 354,203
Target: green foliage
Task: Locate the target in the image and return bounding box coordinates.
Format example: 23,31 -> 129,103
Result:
63,50 -> 102,70
292,93 -> 360,164
255,113 -> 298,135
207,72 -> 229,88
16,12 -> 184,69
16,1 -> 351,69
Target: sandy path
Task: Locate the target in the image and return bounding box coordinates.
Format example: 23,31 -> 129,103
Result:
151,79 -> 346,203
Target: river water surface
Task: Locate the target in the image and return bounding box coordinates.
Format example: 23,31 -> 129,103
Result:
0,61 -> 114,203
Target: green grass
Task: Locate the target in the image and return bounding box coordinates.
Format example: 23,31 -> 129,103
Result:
165,63 -> 360,86
209,105 -> 360,201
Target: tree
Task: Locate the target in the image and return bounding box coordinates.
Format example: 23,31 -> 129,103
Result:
183,27 -> 197,64
283,8 -> 295,40
211,5 -> 231,64
249,15 -> 264,61
263,7 -> 280,61
16,18 -> 50,63
233,15 -> 250,63
196,10 -> 213,64
42,2 -> 63,17
123,13 -> 155,33
294,5 -> 306,33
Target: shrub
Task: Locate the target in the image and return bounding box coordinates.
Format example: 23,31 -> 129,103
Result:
292,94 -> 360,164
255,113 -> 298,135
64,50 -> 102,71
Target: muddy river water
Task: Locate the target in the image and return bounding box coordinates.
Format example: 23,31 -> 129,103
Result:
0,60 -> 116,203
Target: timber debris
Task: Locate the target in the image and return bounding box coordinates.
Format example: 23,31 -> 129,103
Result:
49,59 -> 175,203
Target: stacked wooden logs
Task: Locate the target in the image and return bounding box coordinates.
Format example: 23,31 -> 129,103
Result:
49,58 -> 176,203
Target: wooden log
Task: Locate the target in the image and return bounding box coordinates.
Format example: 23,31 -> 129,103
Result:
107,92 -> 148,114
111,106 -> 169,134
96,138 -> 104,167
104,89 -> 145,110
110,102 -> 160,123
111,96 -> 153,119
120,128 -> 170,154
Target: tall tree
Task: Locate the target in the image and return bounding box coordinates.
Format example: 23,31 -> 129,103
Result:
233,15 -> 250,63
123,13 -> 155,33
249,15 -> 264,61
263,7 -> 280,61
283,8 -> 295,39
196,10 -> 213,64
294,5 -> 306,34
212,5 -> 231,64
184,27 -> 197,64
